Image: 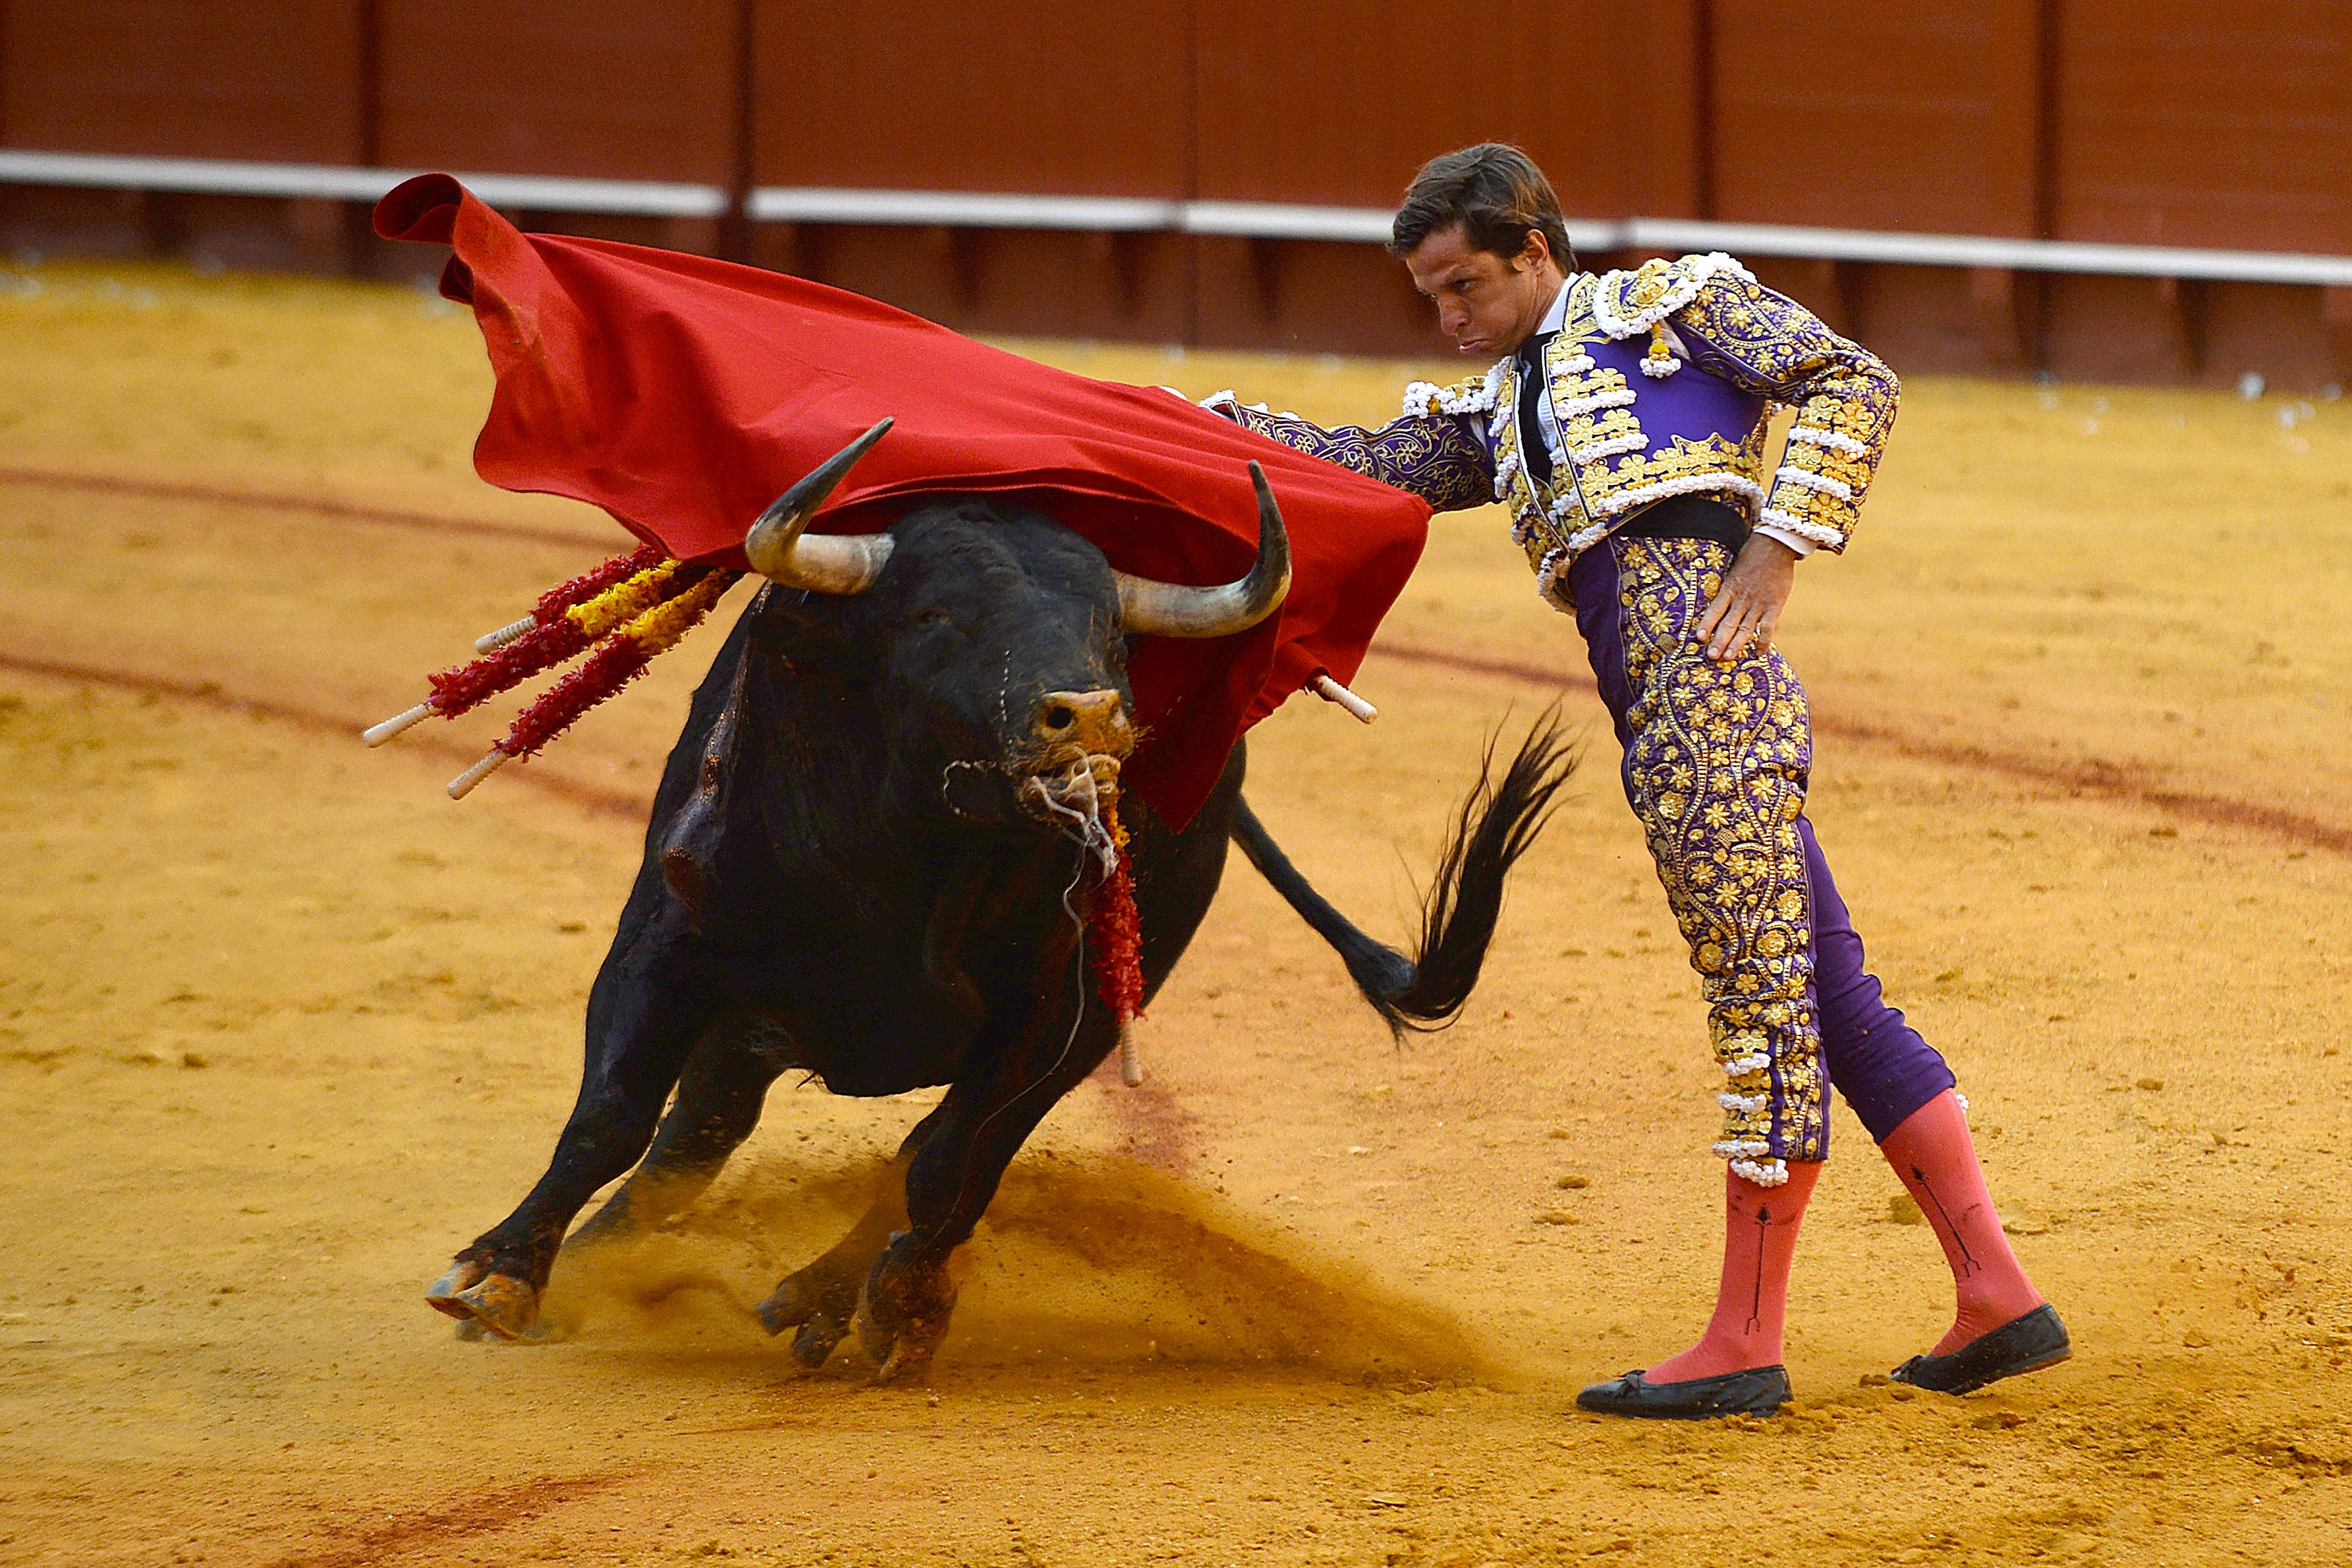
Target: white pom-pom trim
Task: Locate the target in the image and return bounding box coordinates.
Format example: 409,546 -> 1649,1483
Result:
1555,387 -> 1638,419
1731,1157 -> 1791,1187
1787,424 -> 1869,457
1401,365 -> 1503,418
1567,431 -> 1648,464
1774,465 -> 1854,500
1592,470 -> 1764,520
1756,508 -> 1846,548
1591,252 -> 1753,341
1493,447 -> 1522,501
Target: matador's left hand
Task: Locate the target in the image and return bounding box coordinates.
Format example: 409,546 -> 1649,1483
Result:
1691,534 -> 1797,663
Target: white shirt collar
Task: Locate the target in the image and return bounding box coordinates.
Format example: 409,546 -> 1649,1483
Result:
1535,275 -> 1572,336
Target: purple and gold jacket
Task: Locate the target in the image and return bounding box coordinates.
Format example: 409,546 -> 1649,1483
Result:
1206,253 -> 1899,611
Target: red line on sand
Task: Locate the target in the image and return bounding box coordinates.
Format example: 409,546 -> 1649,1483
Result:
6,460 -> 2338,857
0,650 -> 644,822
1373,642 -> 2351,856
0,464 -> 609,551
0,647 -> 1208,1165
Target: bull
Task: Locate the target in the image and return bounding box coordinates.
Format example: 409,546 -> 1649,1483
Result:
426,424 -> 1571,1380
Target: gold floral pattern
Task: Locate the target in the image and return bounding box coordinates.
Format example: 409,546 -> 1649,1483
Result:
1613,534 -> 1826,1178
1666,266 -> 1900,552
1223,403 -> 1494,515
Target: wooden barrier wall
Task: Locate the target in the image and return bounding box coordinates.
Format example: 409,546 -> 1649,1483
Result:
1,0 -> 2347,387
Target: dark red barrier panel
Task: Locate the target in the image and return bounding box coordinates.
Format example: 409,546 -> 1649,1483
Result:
376,0 -> 737,185
1711,0 -> 2042,237
2054,0 -> 2350,253
0,0 -> 364,161
1192,0 -> 1694,217
748,1 -> 1194,341
754,0 -> 1189,194
1189,1 -> 1706,355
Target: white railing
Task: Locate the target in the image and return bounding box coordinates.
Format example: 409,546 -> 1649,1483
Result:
5,150 -> 2349,287
0,150 -> 727,218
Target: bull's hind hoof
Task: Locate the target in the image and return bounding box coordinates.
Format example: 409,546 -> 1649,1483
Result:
790,1314 -> 852,1369
756,1263 -> 865,1368
425,1263 -> 540,1341
856,1253 -> 953,1386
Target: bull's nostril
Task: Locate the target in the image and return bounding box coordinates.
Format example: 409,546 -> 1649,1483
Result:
1044,704 -> 1077,731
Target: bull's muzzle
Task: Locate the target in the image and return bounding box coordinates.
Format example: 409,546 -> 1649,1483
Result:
1016,687 -> 1131,824
1034,688 -> 1133,758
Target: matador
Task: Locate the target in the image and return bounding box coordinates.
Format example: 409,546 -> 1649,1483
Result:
1203,145 -> 2068,1418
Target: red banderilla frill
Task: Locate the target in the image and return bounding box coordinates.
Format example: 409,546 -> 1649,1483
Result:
1087,804 -> 1147,1086
362,547 -> 741,798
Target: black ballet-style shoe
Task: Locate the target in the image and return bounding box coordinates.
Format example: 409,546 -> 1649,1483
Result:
1575,1364 -> 1792,1420
1890,1303 -> 2071,1395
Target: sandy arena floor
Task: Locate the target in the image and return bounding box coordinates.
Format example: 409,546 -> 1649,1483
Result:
1,261 -> 2349,1566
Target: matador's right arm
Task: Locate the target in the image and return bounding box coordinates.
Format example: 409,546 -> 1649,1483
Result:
1198,381 -> 1499,515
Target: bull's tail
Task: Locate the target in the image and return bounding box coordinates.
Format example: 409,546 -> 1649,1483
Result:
1230,710 -> 1574,1036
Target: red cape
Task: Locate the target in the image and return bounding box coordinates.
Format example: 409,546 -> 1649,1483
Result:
374,175 -> 1429,826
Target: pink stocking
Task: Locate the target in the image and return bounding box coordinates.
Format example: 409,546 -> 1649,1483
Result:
1878,1090 -> 2044,1354
1644,1160 -> 1820,1384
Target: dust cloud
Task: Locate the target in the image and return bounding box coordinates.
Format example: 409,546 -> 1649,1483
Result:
537,1153 -> 1496,1383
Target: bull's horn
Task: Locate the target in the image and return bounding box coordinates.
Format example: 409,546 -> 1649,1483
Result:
744,417 -> 897,594
1115,461 -> 1293,638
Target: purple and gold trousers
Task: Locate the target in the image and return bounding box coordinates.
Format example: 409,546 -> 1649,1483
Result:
1566,530 -> 1957,1184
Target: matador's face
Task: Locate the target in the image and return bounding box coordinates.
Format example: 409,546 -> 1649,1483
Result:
1403,223 -> 1565,361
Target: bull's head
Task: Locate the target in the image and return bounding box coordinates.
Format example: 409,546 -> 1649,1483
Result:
741,419 -> 1291,830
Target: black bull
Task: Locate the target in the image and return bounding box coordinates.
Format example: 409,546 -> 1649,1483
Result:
426,488 -> 1571,1381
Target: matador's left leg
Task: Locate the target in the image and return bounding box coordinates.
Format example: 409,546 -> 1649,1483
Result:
1568,533 -> 1824,1414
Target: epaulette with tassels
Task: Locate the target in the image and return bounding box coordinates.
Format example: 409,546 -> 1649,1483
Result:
364,545 -> 742,797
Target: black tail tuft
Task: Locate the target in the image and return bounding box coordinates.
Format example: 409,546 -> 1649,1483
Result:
1231,706 -> 1575,1038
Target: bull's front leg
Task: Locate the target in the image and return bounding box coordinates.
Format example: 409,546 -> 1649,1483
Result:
426,924 -> 715,1340
857,961 -> 1115,1383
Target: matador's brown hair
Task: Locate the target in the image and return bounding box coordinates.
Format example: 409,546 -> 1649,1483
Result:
1388,143 -> 1575,268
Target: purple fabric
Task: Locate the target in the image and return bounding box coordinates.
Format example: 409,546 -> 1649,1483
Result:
1579,332 -> 1767,454
1797,816 -> 1955,1140
1565,536 -> 1954,1151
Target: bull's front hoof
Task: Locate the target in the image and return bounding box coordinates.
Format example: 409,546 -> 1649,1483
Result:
425,1263 -> 540,1341
426,1256 -> 488,1314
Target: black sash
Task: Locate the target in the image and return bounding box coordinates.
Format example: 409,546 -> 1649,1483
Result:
1613,493 -> 1750,553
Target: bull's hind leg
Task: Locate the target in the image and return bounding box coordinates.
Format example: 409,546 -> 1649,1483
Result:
567,1015 -> 785,1248
753,1109 -> 934,1368
428,928 -> 715,1340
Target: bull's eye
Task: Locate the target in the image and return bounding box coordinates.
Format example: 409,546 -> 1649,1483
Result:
918,607 -> 952,626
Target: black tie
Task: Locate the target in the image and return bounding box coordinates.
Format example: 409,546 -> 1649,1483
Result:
1516,329 -> 1559,487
